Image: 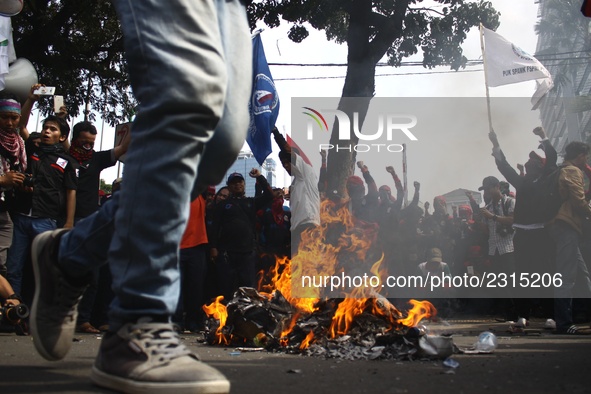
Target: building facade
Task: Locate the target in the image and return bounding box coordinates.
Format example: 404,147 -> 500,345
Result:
535,0 -> 591,153
441,188 -> 483,216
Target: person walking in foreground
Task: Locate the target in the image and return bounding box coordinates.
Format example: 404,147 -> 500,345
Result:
29,1 -> 252,393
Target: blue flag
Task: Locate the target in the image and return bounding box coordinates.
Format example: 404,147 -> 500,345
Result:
247,34 -> 279,165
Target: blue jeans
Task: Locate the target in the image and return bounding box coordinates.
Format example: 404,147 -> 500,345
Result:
7,214 -> 57,295
551,220 -> 591,329
57,0 -> 252,331
0,211 -> 13,277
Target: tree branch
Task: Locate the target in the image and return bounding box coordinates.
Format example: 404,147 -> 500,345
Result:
408,7 -> 446,16
368,0 -> 410,64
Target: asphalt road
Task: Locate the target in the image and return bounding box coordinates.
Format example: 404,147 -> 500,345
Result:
0,318 -> 590,394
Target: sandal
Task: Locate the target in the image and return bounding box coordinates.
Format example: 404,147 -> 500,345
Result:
76,322 -> 101,334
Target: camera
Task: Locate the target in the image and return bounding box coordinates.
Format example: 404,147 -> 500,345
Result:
22,173 -> 35,187
9,163 -> 35,188
496,224 -> 515,237
0,303 -> 29,325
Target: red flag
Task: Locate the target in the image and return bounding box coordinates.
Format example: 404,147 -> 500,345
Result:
286,134 -> 313,167
582,0 -> 591,17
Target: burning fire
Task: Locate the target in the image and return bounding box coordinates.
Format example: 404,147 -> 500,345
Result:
329,294 -> 370,338
396,299 -> 436,328
201,295 -> 229,345
300,331 -> 315,350
280,313 -> 300,347
203,199 -> 436,349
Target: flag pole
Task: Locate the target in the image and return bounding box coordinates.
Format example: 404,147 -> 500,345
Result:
402,143 -> 408,208
479,23 -> 494,134
251,28 -> 264,38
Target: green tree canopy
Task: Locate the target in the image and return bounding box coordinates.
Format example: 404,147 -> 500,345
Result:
12,0 -> 135,125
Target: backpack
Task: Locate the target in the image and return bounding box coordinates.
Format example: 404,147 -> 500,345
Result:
534,165 -> 565,223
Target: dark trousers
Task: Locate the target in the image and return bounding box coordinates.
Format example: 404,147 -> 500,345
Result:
174,244 -> 208,331
216,249 -> 256,302
77,267 -> 100,325
74,216 -> 101,327
90,264 -> 114,329
513,228 -> 555,318
490,251 -> 517,321
550,221 -> 591,329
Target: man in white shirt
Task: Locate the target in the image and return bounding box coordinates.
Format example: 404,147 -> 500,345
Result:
273,128 -> 320,255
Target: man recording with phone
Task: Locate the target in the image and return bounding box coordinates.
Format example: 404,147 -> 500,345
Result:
0,97 -> 26,279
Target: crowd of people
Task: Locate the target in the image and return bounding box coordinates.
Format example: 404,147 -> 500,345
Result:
2,93 -> 591,339
1,95 -> 591,394
271,125 -> 591,336
166,121 -> 591,339
0,83 -> 130,335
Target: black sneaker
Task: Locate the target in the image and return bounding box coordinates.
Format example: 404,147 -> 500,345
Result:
91,318 -> 230,394
30,229 -> 89,361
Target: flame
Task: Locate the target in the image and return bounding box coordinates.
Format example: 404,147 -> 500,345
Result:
202,296 -> 230,345
279,313 -> 300,347
329,289 -> 370,338
260,256 -> 318,313
300,331 -> 315,349
287,200 -> 355,301
259,199 -> 377,304
396,299 -> 436,328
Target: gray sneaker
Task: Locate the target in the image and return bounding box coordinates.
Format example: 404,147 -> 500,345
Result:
30,229 -> 89,361
91,319 -> 230,394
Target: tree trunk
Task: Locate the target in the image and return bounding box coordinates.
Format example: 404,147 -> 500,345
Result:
326,0 -> 376,199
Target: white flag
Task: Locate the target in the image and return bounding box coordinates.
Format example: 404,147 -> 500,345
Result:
482,27 -> 552,87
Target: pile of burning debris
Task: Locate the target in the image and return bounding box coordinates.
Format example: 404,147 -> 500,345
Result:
202,287 -> 455,361
202,200 -> 458,360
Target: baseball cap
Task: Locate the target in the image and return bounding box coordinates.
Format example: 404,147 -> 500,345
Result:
227,172 -> 244,183
478,176 -> 500,191
428,248 -> 443,263
346,175 -> 364,187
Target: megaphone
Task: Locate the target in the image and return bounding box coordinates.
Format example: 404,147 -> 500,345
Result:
4,58 -> 38,102
0,0 -> 23,17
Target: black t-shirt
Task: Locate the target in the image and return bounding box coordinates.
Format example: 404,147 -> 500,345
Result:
14,149 -> 78,219
75,150 -> 116,218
